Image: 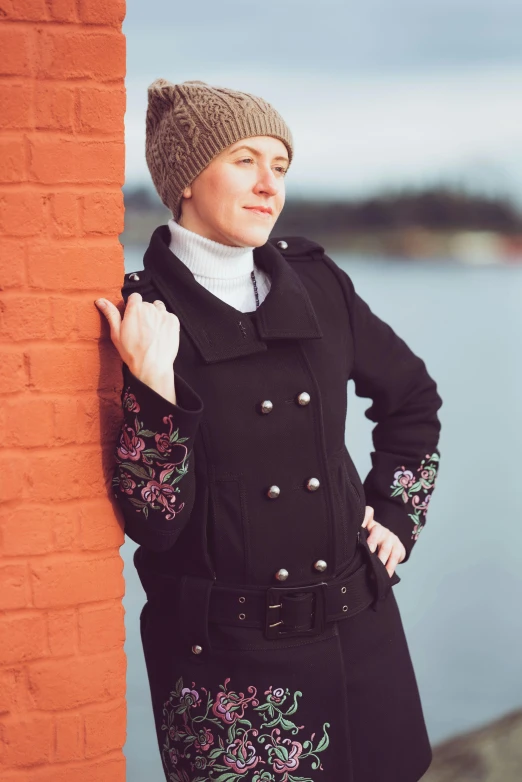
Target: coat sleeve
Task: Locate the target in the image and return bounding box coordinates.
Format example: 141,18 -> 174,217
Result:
110,269 -> 204,552
322,254 -> 443,563
111,363 -> 204,552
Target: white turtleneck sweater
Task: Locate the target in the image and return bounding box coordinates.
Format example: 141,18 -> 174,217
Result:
167,218 -> 271,313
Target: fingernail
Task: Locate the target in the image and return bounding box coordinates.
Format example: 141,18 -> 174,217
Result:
94,299 -> 104,307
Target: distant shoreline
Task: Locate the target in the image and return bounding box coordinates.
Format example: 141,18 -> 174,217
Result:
122,208 -> 522,265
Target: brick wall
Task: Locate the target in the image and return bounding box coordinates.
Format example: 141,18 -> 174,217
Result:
0,1 -> 128,779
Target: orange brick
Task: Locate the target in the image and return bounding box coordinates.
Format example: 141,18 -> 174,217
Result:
49,193 -> 80,237
0,238 -> 26,289
78,602 -> 124,654
83,700 -> 126,758
46,0 -> 77,22
0,348 -> 27,393
0,504 -> 77,556
0,28 -> 32,76
29,137 -> 123,185
47,609 -> 77,656
79,499 -> 124,551
0,613 -> 46,664
0,566 -> 30,611
0,295 -> 51,341
0,139 -> 26,183
28,648 -> 126,710
0,192 -> 47,236
27,343 -> 121,392
0,668 -> 31,715
0,713 -> 53,767
30,555 -> 124,608
37,30 -> 125,81
23,448 -> 107,501
78,0 -> 126,26
53,395 -> 121,446
0,453 -> 26,501
80,395 -> 122,444
34,84 -> 74,132
2,396 -> 54,444
49,295 -> 78,338
27,241 -> 123,290
77,88 -> 125,135
1,0 -> 48,21
82,191 -> 124,235
54,712 -> 83,762
0,83 -> 32,129
30,755 -> 126,782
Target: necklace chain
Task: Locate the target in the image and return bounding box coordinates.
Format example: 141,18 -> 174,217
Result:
251,269 -> 260,309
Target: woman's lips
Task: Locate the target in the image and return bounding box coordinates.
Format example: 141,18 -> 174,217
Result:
244,207 -> 272,217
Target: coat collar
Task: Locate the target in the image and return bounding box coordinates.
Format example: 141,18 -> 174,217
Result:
143,225 -> 323,364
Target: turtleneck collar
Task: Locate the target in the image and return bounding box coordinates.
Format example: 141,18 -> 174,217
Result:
168,218 -> 256,280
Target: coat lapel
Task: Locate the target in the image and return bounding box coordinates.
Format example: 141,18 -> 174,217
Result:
143,225 -> 323,364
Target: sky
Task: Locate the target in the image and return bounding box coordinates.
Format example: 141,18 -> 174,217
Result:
123,0 -> 522,205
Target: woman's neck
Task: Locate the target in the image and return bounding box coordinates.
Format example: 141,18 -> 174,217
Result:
168,218 -> 255,279
166,218 -> 271,312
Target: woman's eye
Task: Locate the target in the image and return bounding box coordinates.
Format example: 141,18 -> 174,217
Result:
239,158 -> 254,164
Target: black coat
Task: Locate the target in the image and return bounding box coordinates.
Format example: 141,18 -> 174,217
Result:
112,225 -> 442,782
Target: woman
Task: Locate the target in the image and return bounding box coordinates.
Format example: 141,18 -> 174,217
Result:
95,78 -> 442,782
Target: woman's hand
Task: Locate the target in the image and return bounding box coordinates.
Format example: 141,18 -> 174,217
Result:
361,506 -> 406,577
94,292 -> 181,403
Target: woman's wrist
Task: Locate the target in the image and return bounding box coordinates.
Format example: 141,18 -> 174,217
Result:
130,366 -> 177,405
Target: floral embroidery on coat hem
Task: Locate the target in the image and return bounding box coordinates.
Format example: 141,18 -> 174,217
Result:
390,451 -> 439,541
112,387 -> 191,521
160,676 -> 331,781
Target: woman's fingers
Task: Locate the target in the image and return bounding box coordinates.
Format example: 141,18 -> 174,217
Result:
361,505 -> 374,529
153,299 -> 167,310
366,521 -> 383,552
94,298 -> 122,344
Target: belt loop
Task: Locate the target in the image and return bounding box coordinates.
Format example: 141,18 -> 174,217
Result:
177,575 -> 214,656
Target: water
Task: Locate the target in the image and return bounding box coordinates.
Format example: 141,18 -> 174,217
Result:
120,246 -> 522,780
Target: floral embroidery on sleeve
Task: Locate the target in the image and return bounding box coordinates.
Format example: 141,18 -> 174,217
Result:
160,676 -> 331,781
390,452 -> 439,541
112,388 -> 191,521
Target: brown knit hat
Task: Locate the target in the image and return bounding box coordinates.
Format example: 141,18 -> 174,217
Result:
145,78 -> 294,220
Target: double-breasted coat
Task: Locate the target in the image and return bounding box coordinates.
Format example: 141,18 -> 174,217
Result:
111,224 -> 443,782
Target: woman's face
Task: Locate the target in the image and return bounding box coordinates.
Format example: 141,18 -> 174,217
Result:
179,135 -> 289,247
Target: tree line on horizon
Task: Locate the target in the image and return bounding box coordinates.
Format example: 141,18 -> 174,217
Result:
123,183 -> 522,234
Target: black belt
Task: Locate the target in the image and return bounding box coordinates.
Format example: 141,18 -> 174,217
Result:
207,528 -> 400,639
138,527 -> 400,645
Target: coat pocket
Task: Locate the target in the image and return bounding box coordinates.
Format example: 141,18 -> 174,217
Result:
208,472 -> 250,582
329,446 -> 366,565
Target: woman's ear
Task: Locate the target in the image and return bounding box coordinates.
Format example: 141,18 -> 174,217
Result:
182,185 -> 192,199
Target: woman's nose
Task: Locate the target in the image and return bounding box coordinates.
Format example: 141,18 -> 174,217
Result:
255,171 -> 280,196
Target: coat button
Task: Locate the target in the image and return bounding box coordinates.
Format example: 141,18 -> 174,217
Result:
276,240 -> 288,249
259,400 -> 273,414
314,559 -> 327,572
129,273 -> 140,281
267,485 -> 280,498
306,477 -> 320,491
275,568 -> 289,581
296,392 -> 311,406
191,644 -> 203,654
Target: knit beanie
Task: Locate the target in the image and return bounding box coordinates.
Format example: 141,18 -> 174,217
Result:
145,78 -> 294,221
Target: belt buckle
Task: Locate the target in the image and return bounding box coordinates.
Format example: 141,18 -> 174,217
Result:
264,582 -> 327,640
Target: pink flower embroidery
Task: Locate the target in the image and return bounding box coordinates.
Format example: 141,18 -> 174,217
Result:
112,389 -> 191,522
390,452 -> 440,540
160,676 -> 330,779
117,424 -> 145,462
